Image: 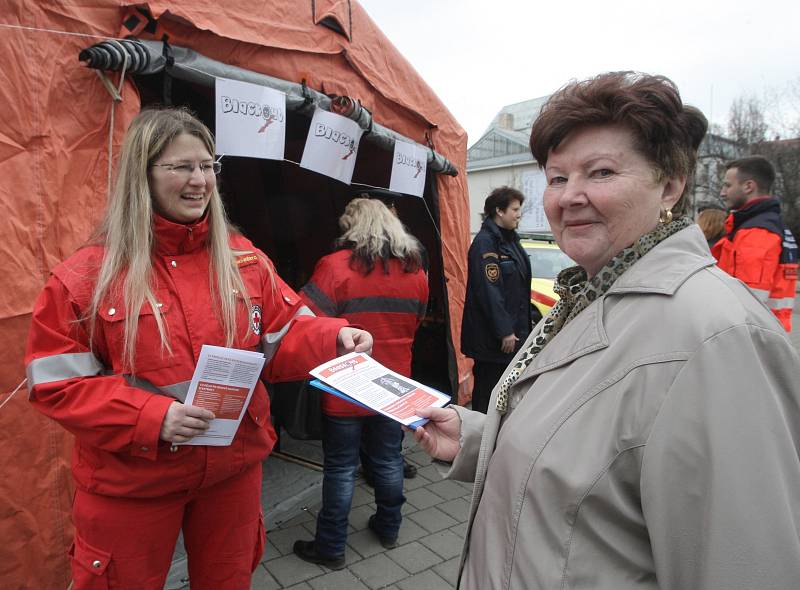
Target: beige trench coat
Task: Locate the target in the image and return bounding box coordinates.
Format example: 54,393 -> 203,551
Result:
449,225 -> 800,589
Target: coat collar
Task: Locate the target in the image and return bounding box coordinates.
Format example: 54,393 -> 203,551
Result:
513,224 -> 714,386
607,223 -> 716,296
481,217 -> 519,243
153,213 -> 210,256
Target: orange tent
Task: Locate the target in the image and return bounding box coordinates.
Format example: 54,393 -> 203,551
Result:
0,2 -> 471,586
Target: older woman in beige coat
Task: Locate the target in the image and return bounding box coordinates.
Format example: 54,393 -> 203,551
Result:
415,72 -> 800,589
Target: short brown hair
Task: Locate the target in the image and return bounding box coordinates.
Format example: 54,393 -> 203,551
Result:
483,186 -> 525,219
725,155 -> 775,194
530,72 -> 708,215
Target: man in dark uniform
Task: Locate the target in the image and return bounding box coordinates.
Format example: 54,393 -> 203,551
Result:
462,186 -> 532,413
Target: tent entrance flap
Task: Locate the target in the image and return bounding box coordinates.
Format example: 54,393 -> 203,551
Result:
79,38 -> 458,177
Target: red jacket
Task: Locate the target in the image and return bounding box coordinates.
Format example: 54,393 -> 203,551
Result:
301,249 -> 429,417
25,215 -> 346,498
712,197 -> 798,331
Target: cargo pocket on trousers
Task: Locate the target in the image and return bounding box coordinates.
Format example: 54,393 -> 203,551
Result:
70,533 -> 112,589
251,511 -> 266,572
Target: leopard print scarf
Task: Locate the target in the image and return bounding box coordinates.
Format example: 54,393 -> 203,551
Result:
494,216 -> 692,414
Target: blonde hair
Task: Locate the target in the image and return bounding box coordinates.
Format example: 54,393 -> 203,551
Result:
88,107 -> 253,372
336,198 -> 423,274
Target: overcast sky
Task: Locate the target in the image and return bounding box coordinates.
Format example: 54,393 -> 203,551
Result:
359,0 -> 800,146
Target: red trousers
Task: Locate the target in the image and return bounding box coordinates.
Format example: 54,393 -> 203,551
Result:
69,463 -> 264,590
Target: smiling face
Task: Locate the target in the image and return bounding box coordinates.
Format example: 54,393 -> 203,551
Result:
543,124 -> 684,277
149,133 -> 215,224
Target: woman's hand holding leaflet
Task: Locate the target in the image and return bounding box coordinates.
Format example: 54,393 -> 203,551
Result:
159,401 -> 216,443
411,407 -> 461,463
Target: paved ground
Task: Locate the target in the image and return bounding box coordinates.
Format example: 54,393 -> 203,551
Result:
244,293 -> 800,590
251,439 -> 469,590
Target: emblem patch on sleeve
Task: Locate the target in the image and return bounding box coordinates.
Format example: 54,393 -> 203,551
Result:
485,263 -> 500,283
251,304 -> 263,335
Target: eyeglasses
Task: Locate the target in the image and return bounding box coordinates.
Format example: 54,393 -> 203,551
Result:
151,161 -> 222,177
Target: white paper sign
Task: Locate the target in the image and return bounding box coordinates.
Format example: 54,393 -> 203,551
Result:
389,140 -> 427,197
215,78 -> 286,160
519,169 -> 550,232
300,108 -> 363,184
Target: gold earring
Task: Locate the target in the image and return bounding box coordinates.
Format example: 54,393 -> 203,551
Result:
659,208 -> 673,224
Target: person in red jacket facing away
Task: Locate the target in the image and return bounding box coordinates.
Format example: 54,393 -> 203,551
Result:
24,108 -> 372,590
714,155 -> 798,331
293,197 -> 429,569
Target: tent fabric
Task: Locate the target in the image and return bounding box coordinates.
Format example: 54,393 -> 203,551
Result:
313,0 -> 353,41
0,2 -> 471,587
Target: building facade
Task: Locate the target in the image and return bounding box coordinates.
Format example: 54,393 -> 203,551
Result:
467,99 -> 746,235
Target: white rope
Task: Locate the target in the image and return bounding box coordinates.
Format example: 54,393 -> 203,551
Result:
97,40 -> 129,200
0,22 -> 125,41
0,378 -> 27,412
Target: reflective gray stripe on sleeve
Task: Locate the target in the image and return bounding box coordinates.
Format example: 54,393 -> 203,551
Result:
766,297 -> 796,310
749,287 -> 770,302
261,305 -> 315,365
26,353 -> 193,402
26,352 -> 105,387
301,282 -> 338,317
123,375 -> 191,402
341,296 -> 427,318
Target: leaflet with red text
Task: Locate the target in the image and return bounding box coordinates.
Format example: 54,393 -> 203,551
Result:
180,345 -> 266,446
309,352 -> 450,428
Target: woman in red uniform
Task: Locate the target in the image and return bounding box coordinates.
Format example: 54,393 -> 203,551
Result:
293,197 -> 429,568
24,108 -> 371,589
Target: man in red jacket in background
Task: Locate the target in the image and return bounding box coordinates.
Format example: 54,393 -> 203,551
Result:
714,155 -> 798,331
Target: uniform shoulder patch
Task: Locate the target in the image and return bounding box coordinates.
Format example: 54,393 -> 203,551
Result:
482,251 -> 499,259
485,262 -> 500,283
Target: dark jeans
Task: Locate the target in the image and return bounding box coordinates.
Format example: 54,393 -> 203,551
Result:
471,360 -> 508,414
315,414 -> 405,557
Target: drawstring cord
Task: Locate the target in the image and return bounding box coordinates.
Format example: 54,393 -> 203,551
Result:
95,40 -> 129,199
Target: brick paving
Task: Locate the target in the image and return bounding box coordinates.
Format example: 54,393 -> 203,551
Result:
252,443 -> 471,590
